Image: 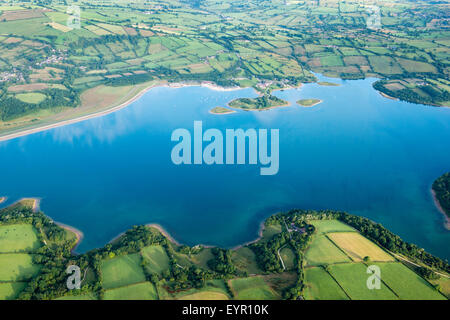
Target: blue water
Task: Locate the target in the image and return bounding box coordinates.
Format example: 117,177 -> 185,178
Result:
1,76 -> 449,260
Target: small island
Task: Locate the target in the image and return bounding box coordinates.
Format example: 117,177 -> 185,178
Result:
317,81 -> 340,87
0,197 -> 5,204
209,107 -> 236,115
432,172 -> 450,229
228,95 -> 289,111
296,99 -> 322,107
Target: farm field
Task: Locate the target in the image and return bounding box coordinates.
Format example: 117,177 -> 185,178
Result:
261,223 -> 282,241
374,263 -> 446,300
231,247 -> 262,275
309,220 -> 356,235
0,0 -> 447,136
0,201 -> 448,300
104,282 -> 158,300
279,247 -> 296,270
0,282 -> 27,300
141,245 -> 170,275
303,267 -> 349,300
0,253 -> 40,281
173,279 -> 230,300
327,232 -> 395,262
230,276 -> 280,300
305,235 -> 351,266
101,253 -> 146,289
0,224 -> 41,253
329,263 -> 398,300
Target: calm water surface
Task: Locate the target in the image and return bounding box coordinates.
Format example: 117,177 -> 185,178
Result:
1,76 -> 449,259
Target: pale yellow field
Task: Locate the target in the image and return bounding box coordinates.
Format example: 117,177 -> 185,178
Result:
48,22 -> 72,33
327,232 -> 395,262
178,291 -> 229,300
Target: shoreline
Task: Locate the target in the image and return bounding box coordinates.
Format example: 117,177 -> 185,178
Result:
54,221 -> 84,254
227,101 -> 291,112
209,107 -> 236,115
431,188 -> 450,230
146,223 -> 181,246
378,91 -> 399,101
297,99 -> 323,107
231,221 -> 266,250
0,81 -> 244,143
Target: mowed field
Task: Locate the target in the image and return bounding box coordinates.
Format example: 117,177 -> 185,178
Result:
101,253 -> 146,289
229,276 -> 280,300
329,263 -> 398,300
309,220 -> 356,235
104,282 -> 158,300
327,232 -> 394,262
0,224 -> 41,252
373,263 -> 446,300
0,253 -> 40,281
174,280 -> 230,300
303,267 -> 349,300
305,235 -> 351,266
141,245 -> 170,275
303,220 -> 445,300
0,282 -> 27,300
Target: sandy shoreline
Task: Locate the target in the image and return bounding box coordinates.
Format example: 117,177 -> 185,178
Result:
378,91 -> 398,101
431,189 -> 450,230
146,223 -> 181,246
0,81 -> 243,143
55,221 -> 84,254
231,221 -> 266,250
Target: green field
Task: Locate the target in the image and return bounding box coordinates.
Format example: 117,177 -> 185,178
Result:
0,282 -> 27,300
230,276 -> 279,300
304,267 -> 349,300
189,248 -> 214,269
309,220 -> 356,235
279,246 -> 296,270
15,92 -> 46,104
329,263 -> 398,300
0,224 -> 41,253
104,282 -> 158,300
101,253 -> 146,289
141,245 -> 170,275
374,263 -> 445,300
261,223 -> 282,242
174,279 -> 230,300
430,277 -> 450,299
0,253 -> 40,281
305,235 -> 351,266
232,247 -> 262,275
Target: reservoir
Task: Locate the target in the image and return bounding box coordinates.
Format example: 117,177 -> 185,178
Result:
1,75 -> 449,259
